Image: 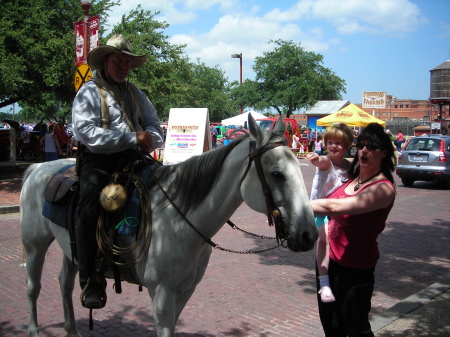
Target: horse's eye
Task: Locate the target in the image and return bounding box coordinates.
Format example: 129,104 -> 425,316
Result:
271,171 -> 286,181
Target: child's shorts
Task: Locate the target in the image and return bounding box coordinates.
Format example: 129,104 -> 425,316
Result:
315,215 -> 329,228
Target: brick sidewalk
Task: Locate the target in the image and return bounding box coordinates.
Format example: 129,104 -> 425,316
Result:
1,160 -> 450,336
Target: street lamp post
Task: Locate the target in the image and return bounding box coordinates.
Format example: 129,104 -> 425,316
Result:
231,53 -> 242,114
80,0 -> 93,63
389,96 -> 396,120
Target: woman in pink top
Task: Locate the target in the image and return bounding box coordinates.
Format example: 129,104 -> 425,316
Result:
310,123 -> 396,337
396,130 -> 404,151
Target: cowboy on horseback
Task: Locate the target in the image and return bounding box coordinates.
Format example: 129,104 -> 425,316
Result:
72,34 -> 164,309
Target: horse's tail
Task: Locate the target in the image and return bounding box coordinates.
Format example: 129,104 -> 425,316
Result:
22,163 -> 41,187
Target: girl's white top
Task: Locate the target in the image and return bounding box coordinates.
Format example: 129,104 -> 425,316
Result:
310,161 -> 348,200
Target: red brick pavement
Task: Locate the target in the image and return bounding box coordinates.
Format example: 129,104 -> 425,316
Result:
1,160 -> 449,336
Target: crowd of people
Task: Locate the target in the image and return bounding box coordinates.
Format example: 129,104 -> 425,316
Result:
13,122 -> 79,162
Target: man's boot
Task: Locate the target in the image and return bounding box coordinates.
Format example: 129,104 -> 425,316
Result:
76,218 -> 106,309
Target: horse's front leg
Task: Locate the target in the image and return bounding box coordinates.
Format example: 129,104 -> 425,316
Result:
150,285 -> 177,337
59,254 -> 81,337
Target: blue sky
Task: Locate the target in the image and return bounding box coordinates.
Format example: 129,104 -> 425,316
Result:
2,0 -> 449,116
107,0 -> 450,106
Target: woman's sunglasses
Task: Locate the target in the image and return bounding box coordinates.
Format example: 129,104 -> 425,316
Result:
356,143 -> 380,151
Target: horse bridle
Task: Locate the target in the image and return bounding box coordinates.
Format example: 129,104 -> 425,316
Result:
156,138 -> 291,250
239,139 -> 290,247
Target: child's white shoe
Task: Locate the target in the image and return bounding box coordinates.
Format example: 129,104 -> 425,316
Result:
318,286 -> 336,303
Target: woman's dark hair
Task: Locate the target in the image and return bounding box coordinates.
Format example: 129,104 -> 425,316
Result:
348,123 -> 396,183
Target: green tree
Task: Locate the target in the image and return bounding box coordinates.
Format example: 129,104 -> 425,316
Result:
110,7 -> 234,122
1,1 -> 234,124
0,0 -> 118,111
231,40 -> 346,118
108,6 -> 193,121
183,60 -> 233,122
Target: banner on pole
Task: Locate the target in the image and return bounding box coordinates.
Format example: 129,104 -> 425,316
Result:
74,20 -> 85,66
88,15 -> 99,53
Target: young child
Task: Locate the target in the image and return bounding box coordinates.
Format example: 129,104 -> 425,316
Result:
306,123 -> 354,303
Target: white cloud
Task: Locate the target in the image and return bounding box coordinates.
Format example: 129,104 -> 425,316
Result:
440,21 -> 450,38
309,0 -> 427,35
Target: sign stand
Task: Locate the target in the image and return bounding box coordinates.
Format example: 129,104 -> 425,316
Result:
163,108 -> 212,165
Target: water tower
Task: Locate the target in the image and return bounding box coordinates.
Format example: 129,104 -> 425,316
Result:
430,59 -> 450,134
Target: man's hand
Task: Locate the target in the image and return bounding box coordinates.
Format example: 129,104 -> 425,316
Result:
136,131 -> 153,153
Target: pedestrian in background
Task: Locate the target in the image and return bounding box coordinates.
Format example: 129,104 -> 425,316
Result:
40,124 -> 62,161
307,128 -> 314,152
17,126 -> 31,160
314,135 -> 323,155
292,130 -> 300,153
310,123 -> 396,336
396,130 -> 404,151
210,125 -> 218,148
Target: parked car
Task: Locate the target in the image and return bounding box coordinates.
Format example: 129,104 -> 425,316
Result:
395,134 -> 450,188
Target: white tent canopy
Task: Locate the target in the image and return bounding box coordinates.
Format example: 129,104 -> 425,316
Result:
221,110 -> 267,126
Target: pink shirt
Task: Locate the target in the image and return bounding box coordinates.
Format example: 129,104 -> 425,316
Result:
327,179 -> 395,269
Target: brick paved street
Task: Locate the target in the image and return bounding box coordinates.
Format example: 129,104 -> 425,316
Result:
1,159 -> 449,336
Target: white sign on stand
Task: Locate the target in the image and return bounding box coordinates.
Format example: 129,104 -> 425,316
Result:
163,108 -> 212,165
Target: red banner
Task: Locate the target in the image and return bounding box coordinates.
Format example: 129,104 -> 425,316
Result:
88,15 -> 99,53
74,20 -> 85,66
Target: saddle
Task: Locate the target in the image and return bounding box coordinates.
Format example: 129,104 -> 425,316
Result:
44,165 -> 78,204
42,160 -> 157,296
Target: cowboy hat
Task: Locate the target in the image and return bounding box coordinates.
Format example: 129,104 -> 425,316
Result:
87,34 -> 147,71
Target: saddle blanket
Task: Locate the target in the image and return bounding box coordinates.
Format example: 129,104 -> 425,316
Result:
42,164 -> 156,236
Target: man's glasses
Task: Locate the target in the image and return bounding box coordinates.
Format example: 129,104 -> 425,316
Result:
356,143 -> 380,151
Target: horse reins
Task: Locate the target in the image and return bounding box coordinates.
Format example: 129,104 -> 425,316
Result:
157,138 -> 290,253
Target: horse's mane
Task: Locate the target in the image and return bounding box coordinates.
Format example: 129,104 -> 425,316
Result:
150,135 -> 249,215
150,129 -> 286,215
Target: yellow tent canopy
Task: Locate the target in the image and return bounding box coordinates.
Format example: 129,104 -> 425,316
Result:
316,103 -> 386,127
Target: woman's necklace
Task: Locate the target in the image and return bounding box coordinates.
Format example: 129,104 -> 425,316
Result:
354,170 -> 382,191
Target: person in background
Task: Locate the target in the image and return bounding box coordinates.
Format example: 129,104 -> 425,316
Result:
292,130 -> 300,155
210,125 -> 218,149
72,35 -> 164,309
396,130 -> 404,151
306,123 -> 354,304
353,129 -> 359,144
310,123 -> 396,336
287,121 -> 293,144
17,126 -> 31,160
307,128 -> 315,152
314,135 -> 323,155
40,124 -> 62,161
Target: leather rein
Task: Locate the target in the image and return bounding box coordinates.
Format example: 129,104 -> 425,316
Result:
156,138 -> 290,253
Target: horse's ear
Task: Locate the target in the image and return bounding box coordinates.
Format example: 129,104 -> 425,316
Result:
274,116 -> 286,136
248,113 -> 264,142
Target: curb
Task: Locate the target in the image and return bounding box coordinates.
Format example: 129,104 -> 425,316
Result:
0,205 -> 20,214
370,276 -> 450,332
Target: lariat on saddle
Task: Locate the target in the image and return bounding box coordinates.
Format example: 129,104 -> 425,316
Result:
95,155 -> 156,292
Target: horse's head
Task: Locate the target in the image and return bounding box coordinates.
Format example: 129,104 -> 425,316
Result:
240,115 -> 318,252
